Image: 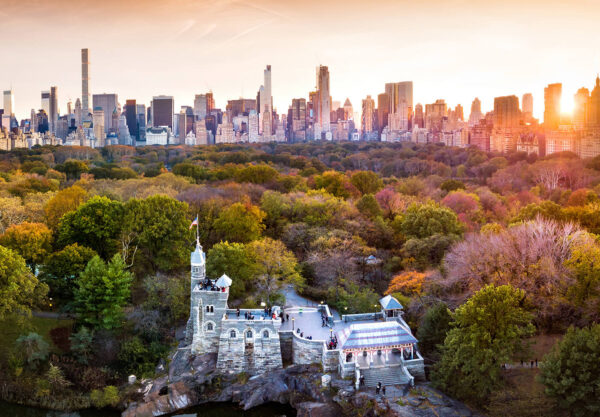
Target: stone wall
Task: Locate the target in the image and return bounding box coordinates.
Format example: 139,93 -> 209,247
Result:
405,358 -> 425,381
292,332 -> 326,366
191,289 -> 229,355
279,330 -> 293,364
322,348 -> 339,372
216,319 -> 282,375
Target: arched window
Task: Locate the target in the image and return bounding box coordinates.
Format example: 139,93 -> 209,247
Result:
210,306 -> 214,313
230,330 -> 236,338
206,322 -> 214,331
246,330 -> 253,339
263,330 -> 269,339
206,306 -> 210,312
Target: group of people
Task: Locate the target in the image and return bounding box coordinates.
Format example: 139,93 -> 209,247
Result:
295,328 -> 314,340
199,279 -> 224,292
375,382 -> 386,396
235,308 -> 279,321
327,335 -> 338,350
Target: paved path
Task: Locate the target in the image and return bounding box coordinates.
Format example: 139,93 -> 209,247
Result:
32,311 -> 73,319
281,285 -> 341,320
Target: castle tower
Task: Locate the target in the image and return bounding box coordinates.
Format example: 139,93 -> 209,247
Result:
187,240 -> 230,354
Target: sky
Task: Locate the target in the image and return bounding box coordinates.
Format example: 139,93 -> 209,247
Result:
1,0 -> 600,121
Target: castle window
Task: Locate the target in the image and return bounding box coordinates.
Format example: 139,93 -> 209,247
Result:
263,330 -> 269,339
246,330 -> 253,339
192,266 -> 200,274
206,306 -> 210,312
206,322 -> 214,331
206,305 -> 214,314
230,330 -> 236,338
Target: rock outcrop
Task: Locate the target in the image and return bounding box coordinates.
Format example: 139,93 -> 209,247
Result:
122,348 -> 478,417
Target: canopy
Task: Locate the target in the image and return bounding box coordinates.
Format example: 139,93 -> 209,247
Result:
379,294 -> 403,310
215,274 -> 232,287
337,321 -> 417,351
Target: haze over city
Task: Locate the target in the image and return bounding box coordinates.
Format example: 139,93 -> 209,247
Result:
2,0 -> 600,120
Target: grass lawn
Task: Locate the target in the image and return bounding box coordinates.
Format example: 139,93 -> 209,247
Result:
0,314 -> 74,357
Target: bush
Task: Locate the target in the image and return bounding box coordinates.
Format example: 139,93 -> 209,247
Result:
90,385 -> 120,408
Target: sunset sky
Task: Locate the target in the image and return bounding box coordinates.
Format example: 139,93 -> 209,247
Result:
1,0 -> 599,121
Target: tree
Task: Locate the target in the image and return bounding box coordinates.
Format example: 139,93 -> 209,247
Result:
57,196 -> 125,259
39,244 -> 98,303
0,245 -> 47,319
15,332 -> 49,370
401,202 -> 463,240
235,164 -> 279,184
142,273 -> 190,323
74,254 -> 133,329
206,242 -> 257,300
540,324 -> 600,417
416,302 -> 452,360
512,201 -> 565,224
260,191 -> 292,238
350,171 -> 383,195
247,238 -> 303,305
90,386 -> 120,408
213,202 -> 266,243
431,285 -> 534,404
0,196 -> 28,234
122,195 -> 191,272
0,222 -> 53,270
356,194 -> 383,219
69,327 -> 94,364
313,170 -> 358,199
46,364 -> 72,393
385,271 -> 427,298
55,159 -> 89,180
44,185 -> 87,230
564,237 -> 600,318
440,179 -> 465,193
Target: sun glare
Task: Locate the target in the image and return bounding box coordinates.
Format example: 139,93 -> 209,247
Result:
561,95 -> 574,115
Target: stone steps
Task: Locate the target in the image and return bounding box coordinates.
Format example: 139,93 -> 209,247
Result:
360,366 -> 410,388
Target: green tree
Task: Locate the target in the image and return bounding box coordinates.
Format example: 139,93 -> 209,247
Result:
235,164 -> 279,184
55,159 -> 89,180
74,254 -> 133,329
15,332 -> 49,370
57,196 -> 125,259
39,244 -> 97,303
69,327 -> 94,364
117,336 -> 167,377
0,222 -> 53,271
46,364 -> 72,393
417,302 -> 452,360
440,179 -> 465,193
401,202 -> 463,240
539,324 -> 600,417
431,285 -> 534,404
142,273 -> 190,323
564,237 -> 600,313
512,200 -> 565,224
123,195 -> 191,272
356,194 -> 383,219
313,170 -> 357,198
213,202 -> 266,243
247,238 -> 302,305
206,241 -> 257,300
350,171 -> 383,195
90,385 -> 120,408
0,245 -> 47,319
260,191 -> 291,238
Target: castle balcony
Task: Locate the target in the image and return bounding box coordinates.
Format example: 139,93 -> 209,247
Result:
222,308 -> 282,328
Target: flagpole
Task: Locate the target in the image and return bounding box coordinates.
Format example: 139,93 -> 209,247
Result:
196,212 -> 199,245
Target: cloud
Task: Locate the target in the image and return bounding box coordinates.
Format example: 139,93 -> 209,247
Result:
171,19 -> 197,40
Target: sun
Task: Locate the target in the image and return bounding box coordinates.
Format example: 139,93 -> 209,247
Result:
561,95 -> 574,115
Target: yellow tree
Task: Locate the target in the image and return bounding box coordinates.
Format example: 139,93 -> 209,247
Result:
44,185 -> 87,230
0,222 -> 53,271
385,270 -> 427,298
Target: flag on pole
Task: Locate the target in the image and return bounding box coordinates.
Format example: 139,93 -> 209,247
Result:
189,216 -> 199,230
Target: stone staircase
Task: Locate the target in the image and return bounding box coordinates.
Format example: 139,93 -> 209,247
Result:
360,366 -> 411,388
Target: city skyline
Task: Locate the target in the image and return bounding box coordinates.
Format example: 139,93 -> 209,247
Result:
1,0 -> 599,120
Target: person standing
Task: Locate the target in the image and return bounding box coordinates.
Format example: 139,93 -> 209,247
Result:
376,382 -> 381,395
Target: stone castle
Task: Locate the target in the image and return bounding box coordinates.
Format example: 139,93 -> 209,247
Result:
185,241 -> 425,387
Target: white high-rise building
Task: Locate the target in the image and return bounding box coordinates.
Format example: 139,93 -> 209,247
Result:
249,110 -> 259,142
3,90 -> 14,116
259,65 -> 273,136
82,48 -> 91,116
316,65 -> 331,136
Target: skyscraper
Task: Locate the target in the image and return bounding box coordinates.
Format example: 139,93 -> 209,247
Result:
468,98 -> 483,126
92,93 -> 118,134
384,82 -> 413,114
125,100 -> 139,140
377,93 -> 390,133
522,93 -> 534,123
194,94 -> 208,119
316,65 -> 331,137
493,95 -> 521,128
82,48 -> 91,116
3,90 -> 14,116
544,83 -> 562,129
361,95 -> 375,135
41,91 -> 50,115
151,95 -> 174,129
574,88 -> 590,130
49,86 -> 58,134
589,76 -> 600,127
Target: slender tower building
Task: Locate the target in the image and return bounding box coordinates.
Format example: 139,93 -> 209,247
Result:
82,48 -> 91,117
